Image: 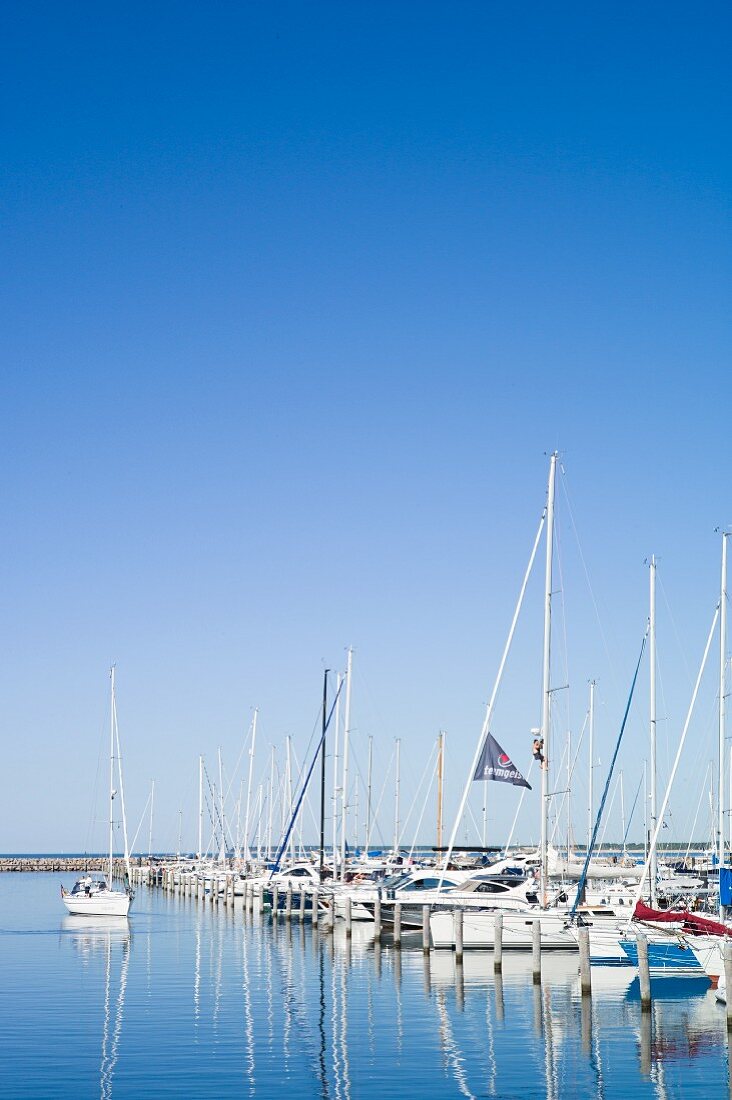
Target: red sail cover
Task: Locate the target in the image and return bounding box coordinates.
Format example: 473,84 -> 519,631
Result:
634,900 -> 729,937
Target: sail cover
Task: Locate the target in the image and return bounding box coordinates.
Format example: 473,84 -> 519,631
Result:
473,733 -> 531,789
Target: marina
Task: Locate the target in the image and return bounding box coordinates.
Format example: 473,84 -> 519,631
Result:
3,870 -> 732,1098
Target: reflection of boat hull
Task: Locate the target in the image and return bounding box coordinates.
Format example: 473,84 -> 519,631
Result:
62,891 -> 131,917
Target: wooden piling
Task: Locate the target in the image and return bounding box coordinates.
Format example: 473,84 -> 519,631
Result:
532,920 -> 541,983
311,888 -> 319,928
285,884 -> 293,921
272,884 -> 279,918
455,908 -> 464,963
345,896 -> 352,937
299,886 -> 306,923
637,933 -> 651,1009
494,912 -> 503,972
422,905 -> 430,953
578,926 -> 592,995
393,902 -> 402,949
373,895 -> 382,944
724,941 -> 732,1029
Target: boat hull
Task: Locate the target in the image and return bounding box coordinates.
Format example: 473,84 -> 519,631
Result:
62,891 -> 131,917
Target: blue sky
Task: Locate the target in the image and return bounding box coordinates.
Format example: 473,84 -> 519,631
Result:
2,3 -> 731,853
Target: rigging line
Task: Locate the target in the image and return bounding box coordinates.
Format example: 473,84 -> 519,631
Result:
559,466 -> 621,696
682,762 -> 712,864
270,679 -> 345,873
657,571 -> 694,685
629,601 -> 721,918
568,625 -> 648,922
440,503 -> 547,885
407,745 -> 440,859
549,710 -> 590,846
622,770 -> 644,850
401,739 -> 439,839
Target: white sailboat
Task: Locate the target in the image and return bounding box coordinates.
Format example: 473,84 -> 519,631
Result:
61,667 -> 134,918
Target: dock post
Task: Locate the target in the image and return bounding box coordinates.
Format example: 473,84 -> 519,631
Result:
272,884 -> 279,918
532,920 -> 541,983
422,905 -> 431,954
345,896 -> 352,937
724,942 -> 732,1029
311,888 -> 319,928
579,926 -> 592,995
455,908 -> 464,963
373,895 -> 382,944
637,933 -> 651,1009
494,912 -> 503,972
299,886 -> 306,923
285,884 -> 293,921
243,881 -> 249,915
393,903 -> 402,949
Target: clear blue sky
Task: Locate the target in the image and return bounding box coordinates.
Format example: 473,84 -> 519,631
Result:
2,3 -> 730,853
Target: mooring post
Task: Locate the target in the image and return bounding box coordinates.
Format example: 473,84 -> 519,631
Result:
311,888 -> 319,928
345,895 -> 352,937
637,933 -> 651,1009
374,895 -> 382,944
422,905 -> 431,954
494,912 -> 503,972
393,902 -> 402,949
272,883 -> 279,918
532,920 -> 542,983
724,941 -> 732,1029
299,885 -> 306,923
579,926 -> 592,995
455,908 -> 464,963
285,883 -> 293,921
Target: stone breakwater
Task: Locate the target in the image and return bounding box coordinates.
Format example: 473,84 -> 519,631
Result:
0,857 -> 144,872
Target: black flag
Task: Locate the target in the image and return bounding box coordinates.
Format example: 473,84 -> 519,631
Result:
473,733 -> 531,789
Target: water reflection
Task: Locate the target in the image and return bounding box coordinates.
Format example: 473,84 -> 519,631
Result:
61,917 -> 130,1099
46,886 -> 732,1100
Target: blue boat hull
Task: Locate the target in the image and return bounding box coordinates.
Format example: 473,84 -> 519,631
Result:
619,938 -> 702,976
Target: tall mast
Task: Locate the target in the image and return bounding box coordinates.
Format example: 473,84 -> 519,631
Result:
109,666 -> 115,885
286,736 -> 295,861
332,673 -> 342,868
719,532 -> 728,883
218,748 -> 225,863
148,779 -> 155,862
267,746 -> 275,863
340,648 -> 353,880
197,755 -> 203,860
436,732 -> 445,851
111,668 -> 131,879
394,738 -> 401,855
587,680 -> 595,854
649,555 -> 658,906
319,670 -> 329,879
365,734 -> 373,858
540,452 -> 557,906
243,709 -> 258,862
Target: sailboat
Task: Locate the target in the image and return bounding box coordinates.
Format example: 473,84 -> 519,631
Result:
61,667 -> 134,917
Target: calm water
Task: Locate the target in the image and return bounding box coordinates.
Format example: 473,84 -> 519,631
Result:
1,873 -> 730,1098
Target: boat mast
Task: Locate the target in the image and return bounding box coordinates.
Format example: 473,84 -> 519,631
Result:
394,737 -> 401,855
218,748 -> 226,863
649,555 -> 658,906
197,755 -> 203,861
340,647 -> 353,880
365,734 -> 373,858
540,452 -> 557,907
319,669 -> 329,879
719,531 -> 728,884
587,680 -> 595,855
436,731 -> 445,851
148,779 -> 154,862
111,667 -> 131,881
267,746 -> 275,863
244,709 -> 258,863
109,666 -> 115,886
332,673 -> 342,869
